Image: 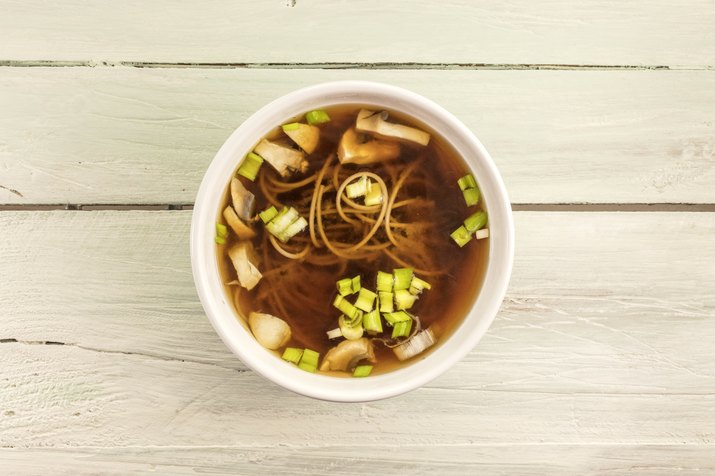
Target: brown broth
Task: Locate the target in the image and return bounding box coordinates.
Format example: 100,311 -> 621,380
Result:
217,105 -> 489,376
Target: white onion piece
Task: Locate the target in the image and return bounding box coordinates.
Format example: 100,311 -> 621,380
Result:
326,328 -> 343,340
476,228 -> 489,240
393,328 -> 436,361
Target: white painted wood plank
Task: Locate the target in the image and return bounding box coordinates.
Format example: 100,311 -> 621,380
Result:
2,445 -> 714,475
1,211 -> 713,448
0,1 -> 713,66
1,67 -> 713,204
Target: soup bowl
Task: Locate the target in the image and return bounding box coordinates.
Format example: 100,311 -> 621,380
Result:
191,81 -> 513,402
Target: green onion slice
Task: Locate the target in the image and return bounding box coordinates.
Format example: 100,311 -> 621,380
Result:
354,288 -> 377,312
305,109 -> 331,125
376,271 -> 393,292
298,348 -> 319,372
237,152 -> 264,181
353,365 -> 373,377
378,291 -> 394,313
214,235 -> 226,245
281,122 -> 301,131
282,347 -> 303,365
394,289 -> 418,310
216,222 -> 228,238
409,276 -> 431,295
450,225 -> 472,247
333,295 -> 359,319
458,173 -> 477,191
393,268 -> 413,291
462,188 -> 480,207
464,211 -> 487,233
363,310 -> 383,335
259,206 -> 278,224
391,319 -> 413,339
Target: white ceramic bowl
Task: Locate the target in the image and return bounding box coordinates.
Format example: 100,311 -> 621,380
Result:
191,81 -> 514,402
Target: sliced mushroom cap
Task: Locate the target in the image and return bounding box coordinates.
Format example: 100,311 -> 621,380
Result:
254,139 -> 306,177
230,177 -> 256,221
319,337 -> 376,372
337,127 -> 401,165
282,123 -> 320,154
223,205 -> 256,240
356,109 -> 430,146
248,312 -> 292,350
227,241 -> 262,290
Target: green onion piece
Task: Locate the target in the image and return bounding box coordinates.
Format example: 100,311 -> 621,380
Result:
340,321 -> 364,341
464,211 -> 487,233
379,291 -> 394,313
281,122 -> 301,131
336,278 -> 353,296
339,311 -> 363,329
354,288 -> 377,312
279,216 -> 307,242
363,310 -> 383,335
214,235 -> 226,245
383,311 -> 411,326
305,109 -> 331,125
298,348 -> 319,373
409,276 -> 432,295
393,268 -> 413,291
333,295 -> 359,319
237,152 -> 264,181
363,181 -> 383,206
462,187 -> 480,206
346,176 -> 370,198
376,271 -> 393,292
394,289 -> 418,310
457,173 -> 477,191
351,275 -> 361,293
391,319 -> 413,339
259,206 -> 278,224
450,225 -> 472,247
326,328 -> 343,339
269,207 -> 298,233
281,347 -> 303,365
353,365 -> 373,378
216,222 -> 228,238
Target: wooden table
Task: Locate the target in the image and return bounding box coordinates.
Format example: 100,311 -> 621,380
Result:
1,2 -> 714,474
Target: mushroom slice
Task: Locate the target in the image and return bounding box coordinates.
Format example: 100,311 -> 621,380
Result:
230,177 -> 256,221
356,109 -> 430,146
393,327 -> 436,361
254,139 -> 306,177
248,312 -> 292,350
223,206 -> 256,240
282,123 -> 320,154
227,241 -> 262,290
319,337 -> 376,372
337,127 -> 400,165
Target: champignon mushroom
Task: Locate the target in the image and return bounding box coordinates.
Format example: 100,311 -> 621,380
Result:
227,241 -> 262,290
254,139 -> 307,177
230,177 -> 256,222
282,123 -> 320,154
248,312 -> 292,350
356,109 -> 430,146
337,127 -> 401,165
319,337 -> 376,372
223,205 -> 256,240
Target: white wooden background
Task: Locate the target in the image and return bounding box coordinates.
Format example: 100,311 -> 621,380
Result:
1,1 -> 714,474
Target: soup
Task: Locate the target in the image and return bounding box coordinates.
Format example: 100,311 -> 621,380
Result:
217,105 -> 488,377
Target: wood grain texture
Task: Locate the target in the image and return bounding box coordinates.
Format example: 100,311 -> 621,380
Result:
1,67 -> 713,205
2,445 -> 715,475
1,211 -> 713,449
0,1 -> 713,66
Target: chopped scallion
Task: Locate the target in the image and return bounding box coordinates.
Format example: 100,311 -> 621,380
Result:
346,175 -> 370,198
363,309 -> 383,335
305,109 -> 331,125
457,173 -> 477,191
376,271 -> 393,292
339,311 -> 363,329
394,289 -> 418,310
383,311 -> 411,325
379,291 -> 394,313
364,181 -> 383,206
353,365 -> 373,377
326,328 -> 343,340
281,122 -> 301,131
462,188 -> 480,206
409,276 -> 431,295
336,278 -> 353,296
464,211 -> 487,233
281,347 -> 303,365
393,268 -> 413,291
259,206 -> 278,224
214,235 -> 226,245
450,225 -> 472,247
298,348 -> 319,373
339,314 -> 364,340
351,275 -> 361,293
333,295 -> 359,319
216,222 -> 228,239
237,152 -> 264,181
354,288 -> 377,312
278,216 -> 307,242
391,319 -> 413,339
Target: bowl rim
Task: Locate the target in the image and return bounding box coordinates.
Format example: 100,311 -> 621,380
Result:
190,80 -> 514,402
